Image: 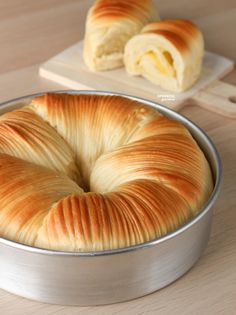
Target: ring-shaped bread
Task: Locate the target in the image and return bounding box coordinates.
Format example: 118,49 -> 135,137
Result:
0,93 -> 213,251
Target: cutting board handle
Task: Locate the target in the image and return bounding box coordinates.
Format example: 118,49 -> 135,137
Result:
192,80 -> 236,118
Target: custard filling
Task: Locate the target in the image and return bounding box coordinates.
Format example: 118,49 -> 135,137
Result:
143,50 -> 176,77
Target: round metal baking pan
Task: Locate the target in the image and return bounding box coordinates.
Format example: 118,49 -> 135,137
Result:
0,91 -> 222,305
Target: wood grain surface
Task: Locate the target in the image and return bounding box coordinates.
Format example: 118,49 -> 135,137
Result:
0,1 -> 236,314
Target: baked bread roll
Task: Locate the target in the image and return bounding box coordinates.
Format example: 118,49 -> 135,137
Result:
83,0 -> 159,71
0,93 -> 213,251
124,19 -> 204,92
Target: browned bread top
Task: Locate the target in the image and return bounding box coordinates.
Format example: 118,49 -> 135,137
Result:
0,93 -> 213,251
141,19 -> 202,53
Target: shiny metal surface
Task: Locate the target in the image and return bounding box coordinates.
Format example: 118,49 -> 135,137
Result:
0,91 -> 222,305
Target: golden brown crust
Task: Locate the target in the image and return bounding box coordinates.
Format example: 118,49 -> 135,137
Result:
36,179 -> 192,251
142,20 -> 199,38
91,133 -> 213,212
90,0 -> 155,21
127,116 -> 191,143
142,20 -> 200,53
0,93 -> 213,251
0,107 -> 80,182
0,154 -> 83,246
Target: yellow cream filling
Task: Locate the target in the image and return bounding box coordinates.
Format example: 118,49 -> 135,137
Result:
146,51 -> 176,77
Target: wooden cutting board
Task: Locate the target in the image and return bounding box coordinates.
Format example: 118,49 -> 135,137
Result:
40,41 -> 236,118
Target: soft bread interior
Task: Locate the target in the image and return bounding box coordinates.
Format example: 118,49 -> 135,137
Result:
142,50 -> 176,77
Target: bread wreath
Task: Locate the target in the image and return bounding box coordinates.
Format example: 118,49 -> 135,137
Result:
0,93 -> 213,251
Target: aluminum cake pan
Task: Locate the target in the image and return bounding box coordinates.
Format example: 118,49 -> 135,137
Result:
0,91 -> 222,305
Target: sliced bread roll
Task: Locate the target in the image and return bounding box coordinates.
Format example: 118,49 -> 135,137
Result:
124,20 -> 204,92
83,0 -> 159,71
